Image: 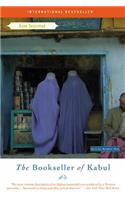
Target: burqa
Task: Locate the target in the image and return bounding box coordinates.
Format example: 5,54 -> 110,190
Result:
31,73 -> 59,155
58,72 -> 93,154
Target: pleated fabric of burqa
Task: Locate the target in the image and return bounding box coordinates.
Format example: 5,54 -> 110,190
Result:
31,75 -> 59,155
58,74 -> 93,154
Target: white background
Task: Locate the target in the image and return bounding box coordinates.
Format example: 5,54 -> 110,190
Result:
0,0 -> 125,6
0,159 -> 125,200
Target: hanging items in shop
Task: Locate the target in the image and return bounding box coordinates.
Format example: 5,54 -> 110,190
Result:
58,70 -> 93,154
13,70 -> 35,110
31,72 -> 60,156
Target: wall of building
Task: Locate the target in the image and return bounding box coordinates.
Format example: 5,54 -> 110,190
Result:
1,36 -> 125,153
0,57 -> 2,155
1,36 -> 125,108
2,18 -> 125,32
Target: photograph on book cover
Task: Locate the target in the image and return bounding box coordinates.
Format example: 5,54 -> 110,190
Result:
0,3 -> 125,199
1,15 -> 125,159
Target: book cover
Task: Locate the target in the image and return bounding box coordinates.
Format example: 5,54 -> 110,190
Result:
0,0 -> 125,199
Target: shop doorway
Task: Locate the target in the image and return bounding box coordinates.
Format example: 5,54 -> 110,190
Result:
0,54 -> 108,155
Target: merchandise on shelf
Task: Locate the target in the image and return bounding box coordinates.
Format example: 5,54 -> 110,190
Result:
11,110 -> 33,148
13,70 -> 35,110
14,113 -> 32,131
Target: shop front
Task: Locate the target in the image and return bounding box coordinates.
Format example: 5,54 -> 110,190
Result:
1,19 -> 125,156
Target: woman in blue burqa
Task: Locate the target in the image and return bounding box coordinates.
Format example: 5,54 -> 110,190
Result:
31,72 -> 59,155
58,70 -> 93,154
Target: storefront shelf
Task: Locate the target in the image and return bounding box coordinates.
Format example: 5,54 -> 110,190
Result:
10,110 -> 33,150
